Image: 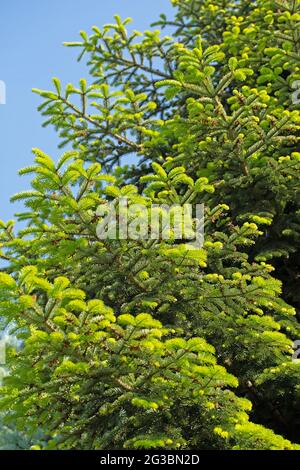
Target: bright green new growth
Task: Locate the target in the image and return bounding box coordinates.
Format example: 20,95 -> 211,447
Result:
1,0 -> 300,449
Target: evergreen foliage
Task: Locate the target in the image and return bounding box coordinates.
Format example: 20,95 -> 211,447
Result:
1,0 -> 300,450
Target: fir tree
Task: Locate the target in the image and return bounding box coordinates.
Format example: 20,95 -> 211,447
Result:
1,0 -> 300,450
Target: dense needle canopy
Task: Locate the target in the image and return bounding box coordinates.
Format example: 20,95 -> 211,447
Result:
0,0 -> 300,450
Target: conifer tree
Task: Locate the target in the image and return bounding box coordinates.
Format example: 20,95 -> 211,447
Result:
1,0 -> 300,450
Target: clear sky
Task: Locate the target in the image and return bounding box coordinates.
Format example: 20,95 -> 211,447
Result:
0,0 -> 173,221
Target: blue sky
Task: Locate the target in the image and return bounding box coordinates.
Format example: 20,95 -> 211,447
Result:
0,0 -> 173,221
